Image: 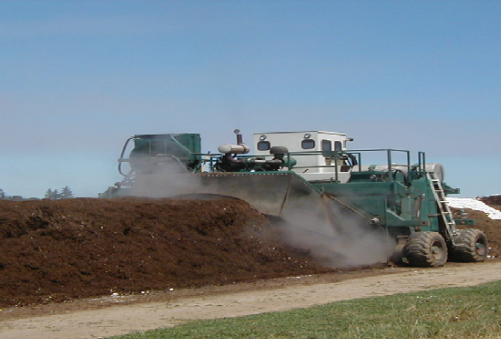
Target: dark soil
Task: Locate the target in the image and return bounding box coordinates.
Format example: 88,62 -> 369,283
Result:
1,196 -> 500,308
0,198 -> 332,307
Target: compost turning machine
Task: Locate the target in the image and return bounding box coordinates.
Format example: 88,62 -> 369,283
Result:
102,130 -> 488,267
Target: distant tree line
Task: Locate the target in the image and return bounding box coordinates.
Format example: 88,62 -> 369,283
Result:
0,186 -> 74,201
44,186 -> 74,200
0,189 -> 29,201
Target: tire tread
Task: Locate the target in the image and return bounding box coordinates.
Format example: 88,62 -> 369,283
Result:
450,228 -> 488,262
404,231 -> 447,267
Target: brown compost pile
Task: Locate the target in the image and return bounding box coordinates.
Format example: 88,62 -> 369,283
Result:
0,197 -> 332,307
0,196 -> 500,308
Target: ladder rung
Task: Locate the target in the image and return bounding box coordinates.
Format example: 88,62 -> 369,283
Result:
427,172 -> 457,235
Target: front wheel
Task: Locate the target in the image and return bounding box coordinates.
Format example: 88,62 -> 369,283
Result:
404,232 -> 448,267
450,229 -> 488,262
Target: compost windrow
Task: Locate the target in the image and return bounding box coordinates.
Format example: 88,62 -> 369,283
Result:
0,197 -> 500,308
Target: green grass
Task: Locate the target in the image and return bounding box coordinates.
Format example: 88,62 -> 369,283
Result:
110,281 -> 501,339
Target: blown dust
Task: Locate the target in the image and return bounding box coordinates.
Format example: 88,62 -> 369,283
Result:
1,196 -> 501,338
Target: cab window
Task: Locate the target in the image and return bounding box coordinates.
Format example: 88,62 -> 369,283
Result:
321,140 -> 332,151
257,141 -> 270,151
322,139 -> 333,156
301,139 -> 315,149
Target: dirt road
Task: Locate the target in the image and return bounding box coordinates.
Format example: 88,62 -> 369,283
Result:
1,261 -> 501,339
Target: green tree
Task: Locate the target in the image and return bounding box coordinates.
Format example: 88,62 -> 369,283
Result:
60,186 -> 74,199
53,189 -> 61,200
44,188 -> 54,199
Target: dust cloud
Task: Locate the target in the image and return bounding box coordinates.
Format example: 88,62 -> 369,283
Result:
128,157 -> 203,198
278,199 -> 395,268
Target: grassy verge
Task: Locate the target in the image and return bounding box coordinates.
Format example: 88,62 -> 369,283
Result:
111,281 -> 501,339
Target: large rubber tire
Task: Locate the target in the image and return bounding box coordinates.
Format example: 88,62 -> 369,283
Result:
404,232 -> 448,267
450,229 -> 488,262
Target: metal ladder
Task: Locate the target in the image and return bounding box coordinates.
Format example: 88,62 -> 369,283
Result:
427,172 -> 459,242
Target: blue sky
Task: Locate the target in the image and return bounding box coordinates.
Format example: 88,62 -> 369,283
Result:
1,0 -> 500,198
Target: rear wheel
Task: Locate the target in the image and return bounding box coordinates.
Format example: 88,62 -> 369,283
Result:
450,229 -> 488,262
404,231 -> 448,267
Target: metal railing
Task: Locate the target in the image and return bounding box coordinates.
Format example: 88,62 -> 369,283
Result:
196,148 -> 424,182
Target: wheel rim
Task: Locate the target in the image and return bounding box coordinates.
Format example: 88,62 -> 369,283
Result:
476,237 -> 488,257
431,241 -> 446,262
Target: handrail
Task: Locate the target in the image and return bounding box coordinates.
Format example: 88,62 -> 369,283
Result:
133,148 -> 426,180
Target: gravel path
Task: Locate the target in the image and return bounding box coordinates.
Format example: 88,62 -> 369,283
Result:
1,261 -> 500,339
